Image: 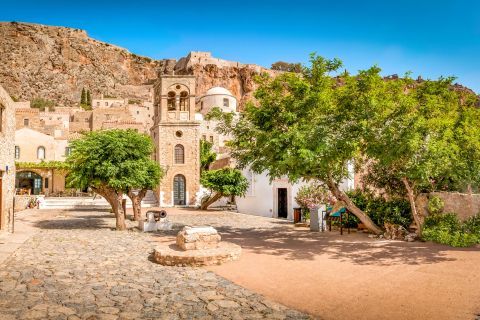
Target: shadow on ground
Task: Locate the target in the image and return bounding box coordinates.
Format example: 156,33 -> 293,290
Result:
34,214 -> 112,230
215,226 -> 477,265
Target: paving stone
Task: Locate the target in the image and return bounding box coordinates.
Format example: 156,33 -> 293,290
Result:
0,209 -> 310,319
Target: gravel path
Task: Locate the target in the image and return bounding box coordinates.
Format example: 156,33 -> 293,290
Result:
0,209 -> 310,320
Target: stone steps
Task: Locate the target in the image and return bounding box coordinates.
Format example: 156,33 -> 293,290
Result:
39,190 -> 158,210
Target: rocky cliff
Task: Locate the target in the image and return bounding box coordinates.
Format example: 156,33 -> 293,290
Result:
0,22 -> 275,107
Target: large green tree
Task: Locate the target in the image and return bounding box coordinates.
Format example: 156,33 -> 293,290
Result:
211,55 -> 384,234
200,168 -> 249,210
363,76 -> 480,235
66,129 -> 162,230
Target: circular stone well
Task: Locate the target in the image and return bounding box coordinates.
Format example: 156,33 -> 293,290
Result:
152,242 -> 241,267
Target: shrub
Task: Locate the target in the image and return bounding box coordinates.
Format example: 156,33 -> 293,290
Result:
463,214 -> 480,235
427,196 -> 444,215
346,189 -> 412,228
31,98 -> 55,111
295,183 -> 334,209
422,213 -> 480,247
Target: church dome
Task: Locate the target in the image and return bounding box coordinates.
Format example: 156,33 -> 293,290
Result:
205,87 -> 233,96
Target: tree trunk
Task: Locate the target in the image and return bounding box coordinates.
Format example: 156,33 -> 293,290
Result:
200,192 -> 223,210
91,186 -> 115,214
326,175 -> 383,235
127,189 -> 148,221
113,192 -> 127,231
401,177 -> 422,236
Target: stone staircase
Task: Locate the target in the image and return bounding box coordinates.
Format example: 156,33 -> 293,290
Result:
39,190 -> 158,210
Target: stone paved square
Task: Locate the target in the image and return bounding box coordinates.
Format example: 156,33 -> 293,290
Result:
0,209 -> 309,320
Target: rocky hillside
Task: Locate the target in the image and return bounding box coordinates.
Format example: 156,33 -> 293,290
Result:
0,22 -> 275,107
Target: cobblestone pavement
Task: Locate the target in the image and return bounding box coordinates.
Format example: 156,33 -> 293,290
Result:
0,209 -> 310,320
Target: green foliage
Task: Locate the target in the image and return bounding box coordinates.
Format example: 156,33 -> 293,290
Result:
295,183 -> 334,209
86,90 -> 92,106
31,98 -> 55,111
211,54 -> 354,184
10,95 -> 19,102
363,76 -> 480,195
422,213 -> 480,247
463,214 -> 480,235
200,140 -> 216,172
271,61 -> 303,73
66,129 -> 162,192
80,88 -> 86,105
200,168 -> 248,197
346,190 -> 412,228
128,99 -> 141,105
428,196 -> 445,215
16,161 -> 69,170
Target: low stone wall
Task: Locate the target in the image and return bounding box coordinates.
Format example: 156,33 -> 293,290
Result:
14,195 -> 38,212
416,192 -> 480,221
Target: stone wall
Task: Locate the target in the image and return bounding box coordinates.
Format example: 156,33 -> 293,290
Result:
0,85 -> 16,231
416,192 -> 480,221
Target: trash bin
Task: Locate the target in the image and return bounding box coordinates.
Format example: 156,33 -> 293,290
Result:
293,207 -> 302,223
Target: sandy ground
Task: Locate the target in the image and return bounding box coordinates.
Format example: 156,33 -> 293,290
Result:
197,213 -> 480,320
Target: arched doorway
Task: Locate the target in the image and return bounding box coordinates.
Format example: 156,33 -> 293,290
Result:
16,171 -> 43,195
173,174 -> 186,205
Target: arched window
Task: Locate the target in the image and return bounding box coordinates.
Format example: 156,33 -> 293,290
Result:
223,98 -> 229,108
174,144 -> 184,164
37,146 -> 45,160
167,91 -> 176,111
179,91 -> 189,111
15,146 -> 20,159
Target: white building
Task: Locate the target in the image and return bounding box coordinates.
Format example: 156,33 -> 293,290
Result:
236,163 -> 355,220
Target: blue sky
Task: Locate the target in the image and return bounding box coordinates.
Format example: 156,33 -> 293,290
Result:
1,0 -> 479,93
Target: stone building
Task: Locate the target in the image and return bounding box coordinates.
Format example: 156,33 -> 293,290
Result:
14,128 -> 70,195
0,85 -> 16,232
92,97 -> 126,108
152,75 -> 200,206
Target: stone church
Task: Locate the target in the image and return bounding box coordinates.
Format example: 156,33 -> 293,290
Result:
151,74 -> 237,207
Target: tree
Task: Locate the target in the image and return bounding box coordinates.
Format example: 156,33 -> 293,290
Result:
66,129 -> 162,230
86,89 -> 92,107
80,88 -> 86,105
200,168 -> 249,210
200,140 -> 216,172
126,160 -> 163,221
211,54 -> 384,234
363,77 -> 480,235
31,98 -> 55,111
271,61 -> 303,73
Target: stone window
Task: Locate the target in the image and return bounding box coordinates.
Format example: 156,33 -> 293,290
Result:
97,102 -> 100,107
202,135 -> 206,140
15,146 -> 20,159
65,147 -> 71,156
223,98 -> 229,108
37,146 -> 46,160
200,101 -> 204,111
24,118 -> 29,127
174,144 -> 184,164
105,102 -> 108,107
175,130 -> 183,138
44,178 -> 49,189
179,91 -> 189,111
167,91 -> 176,111
209,136 -> 214,143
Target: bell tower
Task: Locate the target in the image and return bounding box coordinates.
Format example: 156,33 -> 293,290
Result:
152,75 -> 200,206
